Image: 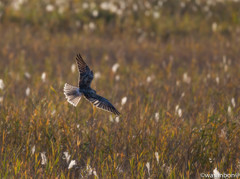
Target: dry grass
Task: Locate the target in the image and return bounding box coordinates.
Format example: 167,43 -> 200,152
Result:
0,0 -> 240,178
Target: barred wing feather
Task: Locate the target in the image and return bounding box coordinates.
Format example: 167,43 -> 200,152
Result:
84,93 -> 120,115
76,54 -> 88,74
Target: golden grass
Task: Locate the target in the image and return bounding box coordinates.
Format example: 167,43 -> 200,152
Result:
0,1 -> 240,178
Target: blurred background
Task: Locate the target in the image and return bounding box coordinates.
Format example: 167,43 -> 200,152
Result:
0,0 -> 240,178
1,0 -> 240,39
1,0 -> 240,37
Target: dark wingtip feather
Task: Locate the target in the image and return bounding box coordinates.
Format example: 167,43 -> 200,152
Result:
76,53 -> 82,59
76,54 -> 85,64
113,109 -> 121,116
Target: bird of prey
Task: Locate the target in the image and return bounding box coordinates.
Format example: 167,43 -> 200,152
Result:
64,54 -> 120,115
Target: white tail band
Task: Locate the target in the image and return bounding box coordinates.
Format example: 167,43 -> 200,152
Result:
63,83 -> 82,106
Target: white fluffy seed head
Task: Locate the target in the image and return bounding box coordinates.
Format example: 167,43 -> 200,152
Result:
231,98 -> 236,108
183,73 -> 191,84
112,63 -> 120,73
216,76 -> 220,85
155,112 -> 159,122
41,72 -> 46,82
0,79 -> 4,90
213,168 -> 221,179
68,160 -> 76,169
121,97 -> 127,106
41,152 -> 47,165
146,162 -> 150,176
228,106 -> 232,115
63,152 -> 71,163
71,64 -> 76,73
24,72 -> 31,79
155,152 -> 159,163
31,145 -> 35,155
115,116 -> 120,123
25,87 -> 30,96
46,4 -> 54,12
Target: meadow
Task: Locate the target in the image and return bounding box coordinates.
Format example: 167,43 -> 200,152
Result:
0,0 -> 240,178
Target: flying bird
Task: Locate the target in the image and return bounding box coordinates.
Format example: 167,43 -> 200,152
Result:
64,54 -> 120,115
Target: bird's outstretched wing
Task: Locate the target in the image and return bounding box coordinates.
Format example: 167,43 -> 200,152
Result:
76,54 -> 88,74
75,54 -> 94,88
84,92 -> 120,115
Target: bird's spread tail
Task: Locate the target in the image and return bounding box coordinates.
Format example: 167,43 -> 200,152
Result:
64,83 -> 82,106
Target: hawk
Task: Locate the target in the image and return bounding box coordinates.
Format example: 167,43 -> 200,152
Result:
64,54 -> 120,115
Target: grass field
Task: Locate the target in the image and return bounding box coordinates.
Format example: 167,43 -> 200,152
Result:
0,0 -> 240,178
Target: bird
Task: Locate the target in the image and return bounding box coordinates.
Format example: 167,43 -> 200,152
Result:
64,53 -> 120,115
